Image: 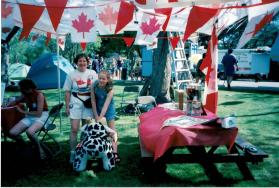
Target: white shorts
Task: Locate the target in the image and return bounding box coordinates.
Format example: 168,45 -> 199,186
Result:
69,95 -> 93,120
21,111 -> 49,127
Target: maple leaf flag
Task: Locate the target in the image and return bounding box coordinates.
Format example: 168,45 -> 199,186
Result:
237,2 -> 279,48
58,35 -> 66,51
199,25 -> 218,114
134,13 -> 166,46
70,8 -> 97,43
1,1 -> 15,40
96,2 -> 121,35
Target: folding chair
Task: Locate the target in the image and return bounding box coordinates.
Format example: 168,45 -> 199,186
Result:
120,86 -> 140,112
136,96 -> 157,115
37,103 -> 64,157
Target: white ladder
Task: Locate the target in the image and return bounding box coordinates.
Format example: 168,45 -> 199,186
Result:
170,32 -> 193,90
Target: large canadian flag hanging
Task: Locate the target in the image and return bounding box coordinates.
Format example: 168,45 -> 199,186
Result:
134,13 -> 166,46
95,2 -> 121,35
199,24 -> 218,114
236,2 -> 279,48
69,8 -> 97,43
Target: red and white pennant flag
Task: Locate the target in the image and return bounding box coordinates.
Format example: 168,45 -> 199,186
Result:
69,7 -> 97,43
199,24 -> 218,114
95,2 -> 121,35
134,13 -> 166,46
236,2 -> 279,48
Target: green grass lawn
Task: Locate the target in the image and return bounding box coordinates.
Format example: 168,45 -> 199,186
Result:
1,80 -> 279,187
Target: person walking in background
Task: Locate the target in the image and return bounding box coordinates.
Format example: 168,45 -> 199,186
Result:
91,70 -> 120,163
8,78 -> 49,160
63,53 -> 98,163
99,56 -> 104,71
92,55 -> 100,73
116,57 -> 123,80
221,49 -> 239,90
196,53 -> 206,84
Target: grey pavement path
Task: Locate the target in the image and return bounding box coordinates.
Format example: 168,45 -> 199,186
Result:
218,80 -> 279,93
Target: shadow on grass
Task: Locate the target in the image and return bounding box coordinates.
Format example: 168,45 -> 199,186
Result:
236,111 -> 279,117
219,101 -> 244,106
1,136 -> 253,187
218,86 -> 279,94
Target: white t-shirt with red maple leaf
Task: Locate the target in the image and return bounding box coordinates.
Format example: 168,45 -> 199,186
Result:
63,69 -> 98,96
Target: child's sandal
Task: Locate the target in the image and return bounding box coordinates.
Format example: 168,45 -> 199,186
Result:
113,153 -> 121,163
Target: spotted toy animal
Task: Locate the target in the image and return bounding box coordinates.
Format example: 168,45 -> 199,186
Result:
73,122 -> 115,172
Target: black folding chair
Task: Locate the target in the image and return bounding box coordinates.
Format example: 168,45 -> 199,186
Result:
120,86 -> 140,113
37,103 -> 64,157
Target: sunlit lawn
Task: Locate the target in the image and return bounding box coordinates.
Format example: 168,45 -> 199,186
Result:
1,80 -> 279,187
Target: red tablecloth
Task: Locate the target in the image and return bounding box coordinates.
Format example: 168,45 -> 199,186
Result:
139,106 -> 238,160
1,105 -> 25,132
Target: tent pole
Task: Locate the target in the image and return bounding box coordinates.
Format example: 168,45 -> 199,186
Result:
57,35 -> 62,134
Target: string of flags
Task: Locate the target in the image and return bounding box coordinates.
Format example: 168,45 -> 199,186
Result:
2,0 -> 279,50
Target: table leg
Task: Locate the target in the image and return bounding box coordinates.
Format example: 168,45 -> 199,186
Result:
229,145 -> 255,180
187,146 -> 223,182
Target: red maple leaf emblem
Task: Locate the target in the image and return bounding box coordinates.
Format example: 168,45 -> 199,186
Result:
98,5 -> 118,31
140,16 -> 161,38
252,12 -> 274,36
76,79 -> 86,85
58,38 -> 64,45
2,2 -> 13,18
72,12 -> 94,39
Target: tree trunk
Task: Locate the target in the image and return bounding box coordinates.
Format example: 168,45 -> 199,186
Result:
150,32 -> 172,104
1,44 -> 9,86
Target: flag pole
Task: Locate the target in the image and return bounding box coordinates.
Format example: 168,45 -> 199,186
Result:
57,35 -> 62,134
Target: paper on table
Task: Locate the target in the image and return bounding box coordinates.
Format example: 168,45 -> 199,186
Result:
161,115 -> 211,129
159,103 -> 178,110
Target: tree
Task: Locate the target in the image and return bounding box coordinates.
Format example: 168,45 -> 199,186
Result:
141,32 -> 172,103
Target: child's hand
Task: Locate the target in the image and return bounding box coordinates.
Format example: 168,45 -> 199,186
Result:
109,132 -> 117,143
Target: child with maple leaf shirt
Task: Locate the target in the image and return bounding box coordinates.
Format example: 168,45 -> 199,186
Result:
91,70 -> 120,163
63,53 -> 98,164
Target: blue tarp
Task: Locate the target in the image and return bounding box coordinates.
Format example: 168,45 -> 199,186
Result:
27,53 -> 74,90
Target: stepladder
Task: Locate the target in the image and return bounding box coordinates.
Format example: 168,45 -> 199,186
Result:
170,32 -> 193,90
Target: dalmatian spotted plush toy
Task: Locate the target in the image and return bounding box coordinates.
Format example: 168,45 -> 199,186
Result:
73,122 -> 116,172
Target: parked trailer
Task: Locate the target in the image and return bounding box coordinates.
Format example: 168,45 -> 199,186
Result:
218,49 -> 270,79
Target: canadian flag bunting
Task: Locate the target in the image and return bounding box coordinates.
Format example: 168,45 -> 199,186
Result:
169,36 -> 180,49
1,1 -> 15,41
58,35 -> 66,51
134,13 -> 166,45
146,39 -> 158,50
154,8 -> 172,32
123,37 -> 135,47
96,2 -> 121,35
199,25 -> 218,114
115,0 -> 135,34
69,8 -> 97,43
45,32 -> 51,46
236,2 -> 279,48
183,6 -> 218,41
80,42 -> 87,51
44,0 -> 68,32
163,7 -> 191,32
18,4 -> 45,40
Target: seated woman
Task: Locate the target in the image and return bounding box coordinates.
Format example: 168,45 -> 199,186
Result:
8,79 -> 49,160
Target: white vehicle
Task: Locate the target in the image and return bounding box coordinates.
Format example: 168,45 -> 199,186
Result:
218,48 -> 270,79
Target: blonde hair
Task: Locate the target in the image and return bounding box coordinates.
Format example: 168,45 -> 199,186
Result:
98,70 -> 113,93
